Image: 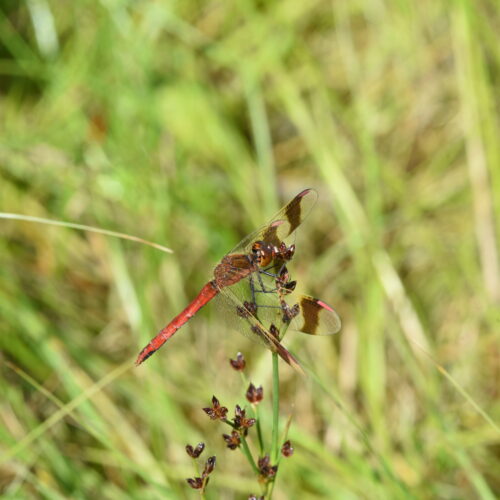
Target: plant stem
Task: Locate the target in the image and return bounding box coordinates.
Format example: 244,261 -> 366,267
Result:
271,351 -> 280,463
267,477 -> 276,499
240,434 -> 259,475
239,372 -> 249,385
267,350 -> 281,499
254,404 -> 265,454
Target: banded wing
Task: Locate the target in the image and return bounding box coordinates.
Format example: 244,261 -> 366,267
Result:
293,296 -> 341,335
229,188 -> 318,254
224,268 -> 341,338
219,246 -> 341,337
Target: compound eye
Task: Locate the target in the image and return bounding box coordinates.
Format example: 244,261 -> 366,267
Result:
252,242 -> 262,254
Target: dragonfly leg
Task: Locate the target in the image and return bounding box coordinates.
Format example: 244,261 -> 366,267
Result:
261,260 -> 288,277
259,269 -> 280,278
255,287 -> 279,293
249,274 -> 257,304
254,304 -> 282,310
256,269 -> 269,293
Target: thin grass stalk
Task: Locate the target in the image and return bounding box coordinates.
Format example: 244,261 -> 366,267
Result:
254,404 -> 265,454
271,351 -> 280,463
240,435 -> 259,475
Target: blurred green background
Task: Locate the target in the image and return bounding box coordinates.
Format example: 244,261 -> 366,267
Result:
1,0 -> 499,498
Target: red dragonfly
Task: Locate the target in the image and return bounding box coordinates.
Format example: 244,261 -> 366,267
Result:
136,189 -> 341,371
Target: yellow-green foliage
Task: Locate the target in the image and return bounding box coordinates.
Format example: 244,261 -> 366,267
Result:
1,1 -> 499,498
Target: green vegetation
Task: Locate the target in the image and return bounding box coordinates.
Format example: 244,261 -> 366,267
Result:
1,0 -> 499,498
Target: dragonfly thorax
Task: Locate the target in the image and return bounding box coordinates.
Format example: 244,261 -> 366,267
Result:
251,240 -> 278,267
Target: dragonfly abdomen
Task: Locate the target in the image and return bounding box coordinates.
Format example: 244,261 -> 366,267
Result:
135,281 -> 219,364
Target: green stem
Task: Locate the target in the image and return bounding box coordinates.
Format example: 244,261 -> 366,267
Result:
267,477 -> 276,499
192,457 -> 200,476
254,404 -> 265,454
223,420 -> 259,478
239,371 -> 249,386
271,352 -> 280,463
240,434 -> 259,475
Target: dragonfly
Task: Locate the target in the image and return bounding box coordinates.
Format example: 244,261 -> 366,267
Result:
136,189 -> 341,372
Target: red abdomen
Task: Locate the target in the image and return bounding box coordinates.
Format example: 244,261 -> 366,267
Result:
136,281 -> 219,364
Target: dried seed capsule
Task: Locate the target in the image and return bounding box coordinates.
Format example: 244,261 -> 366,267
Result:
229,352 -> 246,371
186,477 -> 203,489
246,383 -> 264,404
185,442 -> 205,458
281,440 -> 294,457
258,455 -> 278,479
233,405 -> 256,431
203,396 -> 228,420
202,456 -> 216,477
222,431 -> 241,450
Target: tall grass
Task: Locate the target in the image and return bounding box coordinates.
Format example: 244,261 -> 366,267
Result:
1,1 -> 499,498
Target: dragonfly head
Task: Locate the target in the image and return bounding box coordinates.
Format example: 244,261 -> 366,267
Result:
252,240 -> 277,267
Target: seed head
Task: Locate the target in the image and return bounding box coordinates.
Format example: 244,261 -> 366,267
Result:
202,456 -> 216,477
281,440 -> 294,457
203,396 -> 228,421
229,352 -> 246,371
245,383 -> 264,404
185,442 -> 205,458
186,477 -> 204,489
222,430 -> 241,450
258,454 -> 278,479
233,405 -> 256,431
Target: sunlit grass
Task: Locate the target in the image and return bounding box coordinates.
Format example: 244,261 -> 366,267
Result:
1,0 -> 499,498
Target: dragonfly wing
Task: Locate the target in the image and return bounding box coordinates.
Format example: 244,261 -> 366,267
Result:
221,259 -> 341,337
229,188 -> 318,254
292,295 -> 341,335
215,284 -> 303,373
